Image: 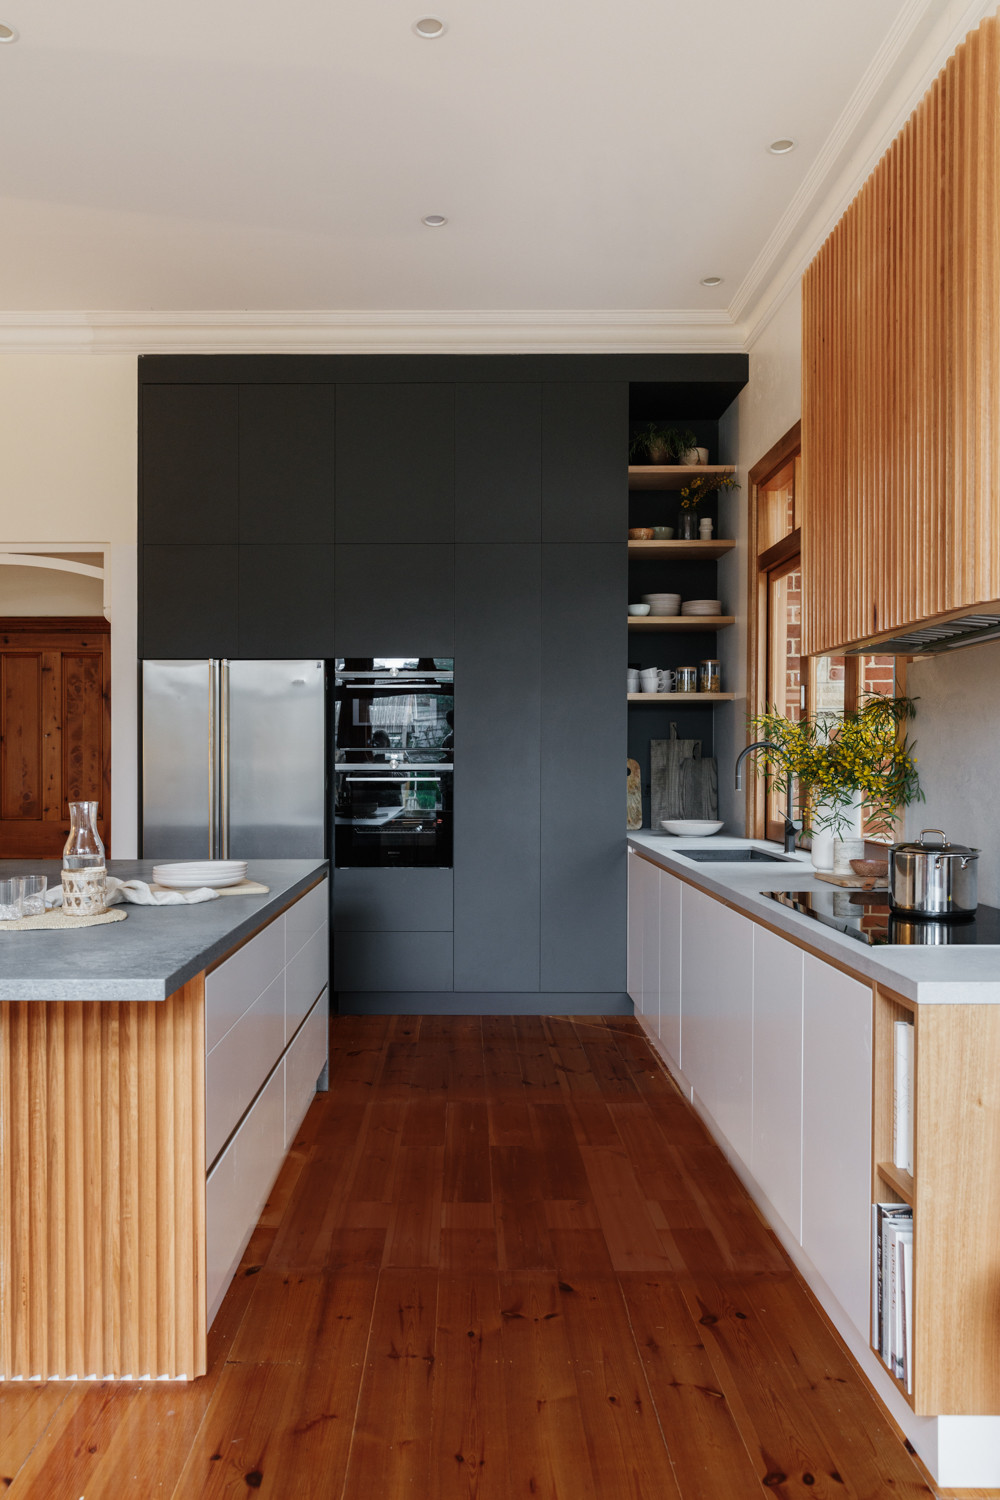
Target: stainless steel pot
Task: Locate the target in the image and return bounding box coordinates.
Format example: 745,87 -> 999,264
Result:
888,828 -> 979,917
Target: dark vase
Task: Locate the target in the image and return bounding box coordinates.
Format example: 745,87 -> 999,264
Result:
679,511 -> 698,540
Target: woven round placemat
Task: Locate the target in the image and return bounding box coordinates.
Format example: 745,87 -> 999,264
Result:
0,907 -> 128,932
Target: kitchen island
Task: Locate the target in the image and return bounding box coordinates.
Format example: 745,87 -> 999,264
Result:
0,858 -> 329,1381
627,834 -> 1000,1490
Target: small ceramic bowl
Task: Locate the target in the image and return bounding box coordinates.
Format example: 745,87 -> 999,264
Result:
652,527 -> 674,540
850,858 -> 889,880
628,528 -> 655,541
628,603 -> 652,616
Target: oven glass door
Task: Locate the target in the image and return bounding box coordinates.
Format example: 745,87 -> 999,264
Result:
334,769 -> 453,868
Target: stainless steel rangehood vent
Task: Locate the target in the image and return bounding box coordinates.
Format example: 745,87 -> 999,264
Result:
845,613 -> 1000,656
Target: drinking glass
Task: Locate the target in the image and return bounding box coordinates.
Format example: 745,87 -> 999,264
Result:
20,875 -> 47,917
0,878 -> 23,920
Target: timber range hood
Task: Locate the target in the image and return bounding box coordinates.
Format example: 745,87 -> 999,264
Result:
846,612 -> 1000,656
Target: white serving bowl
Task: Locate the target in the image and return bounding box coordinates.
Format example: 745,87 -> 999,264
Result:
628,603 -> 652,615
660,819 -> 724,837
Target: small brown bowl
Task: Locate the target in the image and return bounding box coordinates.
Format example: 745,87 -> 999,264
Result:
850,858 -> 889,880
628,528 -> 655,540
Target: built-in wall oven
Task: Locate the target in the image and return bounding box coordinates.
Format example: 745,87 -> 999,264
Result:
333,659 -> 454,867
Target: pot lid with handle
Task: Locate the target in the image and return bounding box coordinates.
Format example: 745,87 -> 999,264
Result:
891,827 -> 980,860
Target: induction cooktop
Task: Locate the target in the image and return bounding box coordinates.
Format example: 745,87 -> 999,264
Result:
762,888 -> 1000,946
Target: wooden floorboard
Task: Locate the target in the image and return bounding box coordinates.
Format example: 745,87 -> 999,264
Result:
0,1014 -> 950,1499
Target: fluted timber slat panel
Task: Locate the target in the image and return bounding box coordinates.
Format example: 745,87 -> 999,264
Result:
0,980 -> 206,1380
802,13 -> 1000,656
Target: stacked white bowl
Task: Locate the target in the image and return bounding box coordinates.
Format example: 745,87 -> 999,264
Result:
680,598 -> 723,616
641,593 -> 681,617
152,860 -> 249,889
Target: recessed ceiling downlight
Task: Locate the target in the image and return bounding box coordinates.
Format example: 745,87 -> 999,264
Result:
414,17 -> 446,37
700,276 -> 723,287
768,138 -> 796,154
422,214 -> 448,227
0,23 -> 19,42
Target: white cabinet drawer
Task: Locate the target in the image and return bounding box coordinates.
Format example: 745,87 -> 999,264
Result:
285,923 -> 329,1039
205,971 -> 285,1166
285,879 -> 328,962
285,989 -> 328,1149
205,1061 -> 285,1327
205,916 -> 285,1054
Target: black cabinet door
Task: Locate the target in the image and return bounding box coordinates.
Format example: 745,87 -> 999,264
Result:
539,543 -> 627,993
335,384 -> 455,543
454,545 -> 542,991
238,545 -> 335,657
141,385 -> 238,544
238,385 -> 336,543
541,382 -> 628,542
455,384 -> 542,543
142,546 -> 238,657
334,545 -> 455,656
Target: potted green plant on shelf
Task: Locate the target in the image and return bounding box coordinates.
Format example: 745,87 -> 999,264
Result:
747,694 -> 924,869
677,471 -> 740,537
629,424 -> 698,465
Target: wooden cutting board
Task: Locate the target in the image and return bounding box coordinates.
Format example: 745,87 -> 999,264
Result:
651,726 -> 702,827
626,758 -> 643,830
680,753 -> 719,820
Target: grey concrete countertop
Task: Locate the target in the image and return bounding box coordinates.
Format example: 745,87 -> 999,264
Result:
0,859 -> 329,1002
628,832 -> 1000,1005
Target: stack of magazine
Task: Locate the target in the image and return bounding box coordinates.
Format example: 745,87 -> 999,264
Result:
872,1201 -> 913,1390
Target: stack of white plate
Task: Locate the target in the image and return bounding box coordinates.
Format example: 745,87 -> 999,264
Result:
680,598 -> 723,616
152,860 -> 249,890
641,592 -> 681,617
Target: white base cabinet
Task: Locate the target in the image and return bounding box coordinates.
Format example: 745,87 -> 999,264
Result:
681,885 -> 755,1165
800,953 -> 872,1339
204,877 -> 330,1327
751,926 -> 804,1241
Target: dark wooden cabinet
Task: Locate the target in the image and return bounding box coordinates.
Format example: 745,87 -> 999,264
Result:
334,544 -> 455,656
455,384 -> 542,543
334,384 -> 455,543
142,545 -> 238,657
540,543 -> 627,992
541,382 -> 628,542
141,385 -> 239,544
237,545 -> 335,657
238,385 -> 336,543
454,544 -> 542,991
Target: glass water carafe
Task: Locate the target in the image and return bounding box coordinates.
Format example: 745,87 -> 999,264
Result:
62,800 -> 107,915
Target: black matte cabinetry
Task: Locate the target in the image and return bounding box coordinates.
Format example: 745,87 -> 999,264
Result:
141,385 -> 238,544
335,384 -> 455,543
138,355 -> 748,1011
454,545 -> 542,991
238,385 -> 335,543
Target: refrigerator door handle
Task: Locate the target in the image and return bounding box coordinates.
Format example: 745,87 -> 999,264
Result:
208,659 -> 218,860
219,658 -> 231,860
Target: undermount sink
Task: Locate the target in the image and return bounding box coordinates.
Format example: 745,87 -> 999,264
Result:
679,848 -> 796,863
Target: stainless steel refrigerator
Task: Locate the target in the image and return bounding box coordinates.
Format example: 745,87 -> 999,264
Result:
142,659 -> 326,859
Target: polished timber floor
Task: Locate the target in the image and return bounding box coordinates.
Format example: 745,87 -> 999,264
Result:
0,1016 -> 953,1499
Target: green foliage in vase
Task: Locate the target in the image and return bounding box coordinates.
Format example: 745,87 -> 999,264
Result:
628,424 -> 698,463
748,693 -> 924,840
679,473 -> 741,508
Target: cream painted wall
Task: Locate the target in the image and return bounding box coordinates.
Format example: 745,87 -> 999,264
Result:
715,282 -> 803,833
0,354 -> 139,854
0,354 -> 137,542
0,564 -> 104,614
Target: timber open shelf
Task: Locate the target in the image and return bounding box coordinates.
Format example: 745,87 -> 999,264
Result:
627,692 -> 735,702
628,616 -> 734,631
627,539 -> 735,560
628,464 -> 736,491
871,984 -> 1000,1416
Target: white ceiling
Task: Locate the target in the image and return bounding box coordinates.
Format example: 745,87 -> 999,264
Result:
0,0 -> 989,340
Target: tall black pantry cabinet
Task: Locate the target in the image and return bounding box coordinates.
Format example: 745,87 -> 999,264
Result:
137,354 -> 747,1013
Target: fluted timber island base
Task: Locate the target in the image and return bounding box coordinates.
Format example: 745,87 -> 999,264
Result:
0,858 -> 330,1381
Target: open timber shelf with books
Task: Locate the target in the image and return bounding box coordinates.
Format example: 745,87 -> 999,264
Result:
871,984 -> 1000,1415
